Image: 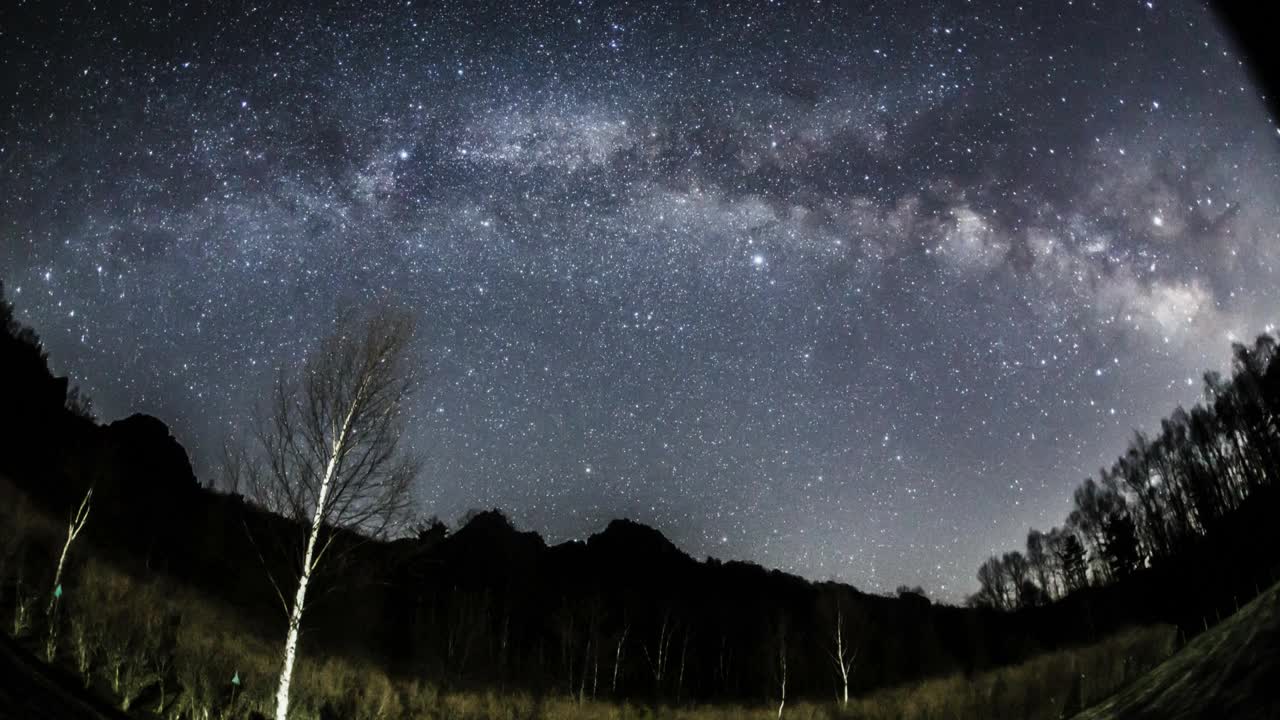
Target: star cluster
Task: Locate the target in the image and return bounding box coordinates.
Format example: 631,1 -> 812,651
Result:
2,0 -> 1278,601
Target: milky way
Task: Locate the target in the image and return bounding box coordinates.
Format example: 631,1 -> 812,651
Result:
3,1 -> 1278,600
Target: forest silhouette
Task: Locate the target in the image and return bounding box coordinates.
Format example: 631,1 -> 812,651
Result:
970,335 -> 1280,612
1,281 -> 1278,718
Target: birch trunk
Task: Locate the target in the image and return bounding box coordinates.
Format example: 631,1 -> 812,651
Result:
611,623 -> 628,694
48,488 -> 92,616
777,650 -> 786,719
273,512 -> 321,720
274,426 -> 343,720
245,307 -> 418,720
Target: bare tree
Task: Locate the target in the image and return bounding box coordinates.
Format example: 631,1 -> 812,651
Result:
1025,529 -> 1053,601
1001,551 -> 1031,609
68,614 -> 98,687
675,630 -> 690,704
577,596 -> 603,703
610,616 -> 630,695
445,588 -> 488,680
771,615 -> 789,720
642,610 -> 676,694
11,561 -> 34,637
49,486 -> 92,616
974,555 -> 1009,610
714,630 -> 734,696
241,306 -> 420,720
776,645 -> 787,720
824,595 -> 857,707
46,486 -> 92,660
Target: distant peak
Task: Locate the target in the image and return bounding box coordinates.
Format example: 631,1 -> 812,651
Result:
459,508 -> 515,534
593,518 -> 682,555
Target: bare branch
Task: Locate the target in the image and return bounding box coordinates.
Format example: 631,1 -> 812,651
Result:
232,302 -> 422,720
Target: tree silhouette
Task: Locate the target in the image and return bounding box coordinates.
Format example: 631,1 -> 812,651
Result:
1101,510 -> 1139,580
1056,533 -> 1087,595
977,333 -> 1279,610
236,305 -> 420,720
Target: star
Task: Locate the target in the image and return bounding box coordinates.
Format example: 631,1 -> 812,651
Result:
1,0 -> 1274,604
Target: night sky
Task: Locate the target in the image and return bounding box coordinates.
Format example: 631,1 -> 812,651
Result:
2,1 -> 1278,601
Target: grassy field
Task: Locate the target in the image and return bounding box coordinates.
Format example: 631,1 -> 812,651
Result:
1,477 -> 1179,720
3,562 -> 1179,719
2,557 -> 1181,720
1072,578 -> 1280,720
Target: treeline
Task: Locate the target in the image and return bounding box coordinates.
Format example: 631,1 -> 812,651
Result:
0,279 -> 1269,717
0,280 -> 1129,712
0,483 -> 1180,720
972,335 -> 1280,611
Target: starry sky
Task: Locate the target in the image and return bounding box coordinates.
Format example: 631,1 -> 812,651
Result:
2,1 -> 1279,601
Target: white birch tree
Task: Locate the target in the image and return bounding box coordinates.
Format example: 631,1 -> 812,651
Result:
773,618 -> 788,720
49,486 -> 92,616
243,306 -> 419,720
642,610 -> 675,693
45,486 -> 92,660
610,617 -> 629,695
825,600 -> 857,707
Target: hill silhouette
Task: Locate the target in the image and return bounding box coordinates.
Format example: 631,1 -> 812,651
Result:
2,281 -> 1279,711
1075,578 -> 1280,719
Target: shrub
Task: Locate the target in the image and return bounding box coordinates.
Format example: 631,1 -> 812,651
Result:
69,613 -> 98,687
10,560 -> 36,638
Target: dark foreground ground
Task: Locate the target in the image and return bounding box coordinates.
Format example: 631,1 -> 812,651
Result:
2,582 -> 1278,720
1074,579 -> 1280,720
0,632 -> 130,720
